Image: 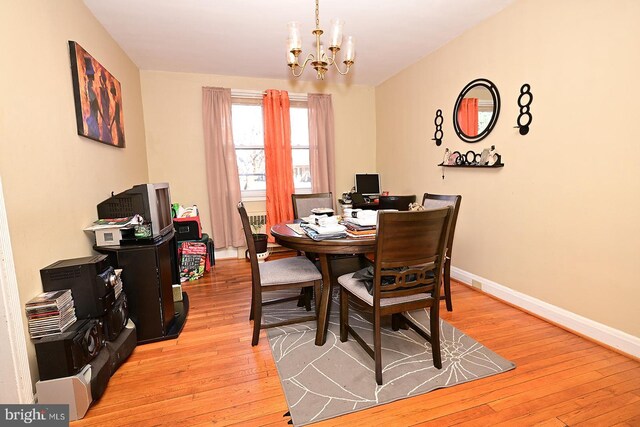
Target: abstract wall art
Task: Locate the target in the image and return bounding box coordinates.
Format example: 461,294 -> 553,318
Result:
69,41 -> 125,148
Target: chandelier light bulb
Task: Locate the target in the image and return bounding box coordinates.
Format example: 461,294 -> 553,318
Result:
286,40 -> 296,65
287,21 -> 302,50
343,36 -> 355,63
330,19 -> 344,48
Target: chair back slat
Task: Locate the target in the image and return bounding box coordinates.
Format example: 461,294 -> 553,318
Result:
377,264 -> 438,297
292,192 -> 333,219
422,193 -> 462,259
237,202 -> 261,285
374,208 -> 452,301
377,195 -> 417,211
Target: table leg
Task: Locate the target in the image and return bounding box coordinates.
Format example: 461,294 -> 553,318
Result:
315,254 -> 333,346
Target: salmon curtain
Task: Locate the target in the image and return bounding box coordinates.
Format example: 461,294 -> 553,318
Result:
263,90 -> 294,243
458,98 -> 478,136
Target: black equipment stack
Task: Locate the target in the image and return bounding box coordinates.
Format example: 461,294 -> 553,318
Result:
33,255 -> 137,419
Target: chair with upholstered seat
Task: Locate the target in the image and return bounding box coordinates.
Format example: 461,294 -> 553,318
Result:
238,202 -> 322,346
291,192 -> 334,218
378,195 -> 417,211
338,207 -> 453,384
291,191 -> 367,301
422,193 -> 462,312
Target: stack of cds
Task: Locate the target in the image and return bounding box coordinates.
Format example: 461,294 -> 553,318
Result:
112,269 -> 124,299
25,290 -> 77,339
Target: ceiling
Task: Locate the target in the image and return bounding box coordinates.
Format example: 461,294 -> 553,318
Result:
83,0 -> 515,86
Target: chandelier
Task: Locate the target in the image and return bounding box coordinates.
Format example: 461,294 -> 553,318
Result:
286,0 -> 355,80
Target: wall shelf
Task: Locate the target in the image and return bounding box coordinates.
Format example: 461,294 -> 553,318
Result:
437,163 -> 504,168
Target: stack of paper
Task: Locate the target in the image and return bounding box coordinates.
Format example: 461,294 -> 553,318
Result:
303,214 -> 339,227
300,223 -> 347,241
84,214 -> 144,231
343,221 -> 376,239
343,209 -> 378,227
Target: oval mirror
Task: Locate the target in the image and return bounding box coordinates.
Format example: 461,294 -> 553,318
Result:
453,78 -> 501,143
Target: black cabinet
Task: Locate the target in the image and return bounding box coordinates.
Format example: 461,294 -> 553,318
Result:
96,232 -> 188,344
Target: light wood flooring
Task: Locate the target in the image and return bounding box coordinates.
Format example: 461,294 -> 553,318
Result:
73,256 -> 640,426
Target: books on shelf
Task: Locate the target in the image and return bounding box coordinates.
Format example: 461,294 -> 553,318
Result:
25,289 -> 77,339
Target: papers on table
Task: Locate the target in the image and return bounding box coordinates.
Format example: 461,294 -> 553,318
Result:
300,223 -> 347,240
301,214 -> 339,227
342,209 -> 378,227
286,223 -> 304,235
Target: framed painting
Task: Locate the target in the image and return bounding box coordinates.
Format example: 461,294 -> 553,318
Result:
69,41 -> 125,148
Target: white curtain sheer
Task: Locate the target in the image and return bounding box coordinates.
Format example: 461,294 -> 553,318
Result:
202,87 -> 244,248
308,94 -> 336,195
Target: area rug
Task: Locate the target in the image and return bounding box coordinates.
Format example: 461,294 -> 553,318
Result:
265,294 -> 516,426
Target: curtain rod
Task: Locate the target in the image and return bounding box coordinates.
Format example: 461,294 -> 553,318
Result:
231,89 -> 308,101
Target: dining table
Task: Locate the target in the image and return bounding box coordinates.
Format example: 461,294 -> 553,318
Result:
270,222 -> 376,346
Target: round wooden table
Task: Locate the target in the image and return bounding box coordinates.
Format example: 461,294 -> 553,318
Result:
271,222 -> 376,345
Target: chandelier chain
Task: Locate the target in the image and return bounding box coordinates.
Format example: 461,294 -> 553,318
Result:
315,0 -> 320,30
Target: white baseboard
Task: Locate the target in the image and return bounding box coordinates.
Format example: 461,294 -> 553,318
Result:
214,247 -> 239,260
215,243 -> 284,261
451,266 -> 640,359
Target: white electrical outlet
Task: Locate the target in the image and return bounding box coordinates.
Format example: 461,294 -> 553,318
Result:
472,279 -> 483,290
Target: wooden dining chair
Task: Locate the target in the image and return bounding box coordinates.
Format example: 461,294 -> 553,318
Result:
291,192 -> 334,218
238,202 -> 322,346
291,191 -> 365,304
377,195 -> 417,211
422,193 -> 462,311
338,207 -> 453,384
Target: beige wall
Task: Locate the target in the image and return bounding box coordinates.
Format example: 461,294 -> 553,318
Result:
0,0 -> 149,385
140,71 -> 376,242
376,0 -> 640,337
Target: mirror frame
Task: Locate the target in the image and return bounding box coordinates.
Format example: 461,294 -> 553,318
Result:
453,78 -> 501,143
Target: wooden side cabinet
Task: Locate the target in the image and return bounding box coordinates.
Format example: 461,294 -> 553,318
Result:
96,231 -> 188,344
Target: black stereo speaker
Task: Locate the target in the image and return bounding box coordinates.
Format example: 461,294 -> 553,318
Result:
41,256 -> 115,318
89,345 -> 111,402
34,319 -> 104,381
105,320 -> 137,376
102,292 -> 129,341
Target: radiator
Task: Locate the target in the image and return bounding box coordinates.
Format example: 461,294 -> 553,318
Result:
247,212 -> 267,234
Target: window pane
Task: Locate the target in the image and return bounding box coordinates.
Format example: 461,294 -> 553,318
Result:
239,174 -> 266,192
236,148 -> 265,191
232,104 -> 263,147
236,148 -> 265,175
290,107 -> 309,147
292,148 -> 311,189
232,99 -> 311,195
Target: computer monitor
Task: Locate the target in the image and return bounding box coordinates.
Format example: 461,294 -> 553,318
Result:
355,173 -> 381,197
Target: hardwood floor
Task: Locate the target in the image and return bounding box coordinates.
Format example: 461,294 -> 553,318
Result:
73,256 -> 640,426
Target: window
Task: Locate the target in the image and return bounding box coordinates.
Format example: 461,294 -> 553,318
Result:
231,95 -> 310,198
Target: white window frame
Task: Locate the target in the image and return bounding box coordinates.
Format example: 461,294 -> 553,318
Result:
231,90 -> 310,200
